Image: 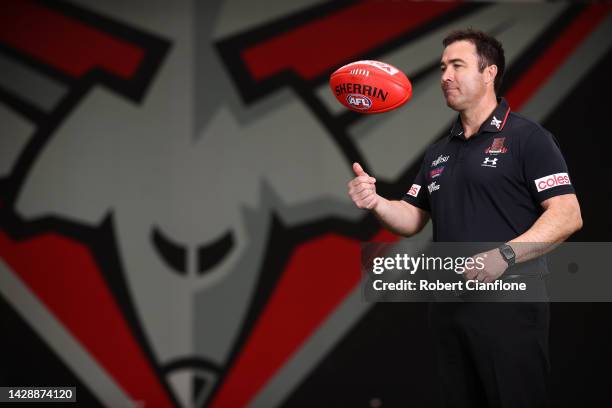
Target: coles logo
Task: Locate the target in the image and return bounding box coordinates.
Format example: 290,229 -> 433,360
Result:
346,94 -> 372,110
534,172 -> 571,192
407,184 -> 421,197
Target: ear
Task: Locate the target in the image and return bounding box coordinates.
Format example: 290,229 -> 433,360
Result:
486,64 -> 498,86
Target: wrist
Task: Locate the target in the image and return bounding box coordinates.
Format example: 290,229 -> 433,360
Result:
370,195 -> 385,213
498,243 -> 516,267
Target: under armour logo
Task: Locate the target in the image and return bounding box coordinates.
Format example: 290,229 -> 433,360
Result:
482,157 -> 498,167
490,116 -> 502,129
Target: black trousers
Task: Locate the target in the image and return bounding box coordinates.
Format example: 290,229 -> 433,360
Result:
429,301 -> 550,408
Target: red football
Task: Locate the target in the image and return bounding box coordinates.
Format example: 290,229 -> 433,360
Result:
329,60 -> 412,114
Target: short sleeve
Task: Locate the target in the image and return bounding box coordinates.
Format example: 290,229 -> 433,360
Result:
522,128 -> 575,203
402,154 -> 430,212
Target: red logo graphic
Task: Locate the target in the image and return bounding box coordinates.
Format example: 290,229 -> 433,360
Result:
485,137 -> 508,154
430,167 -> 444,178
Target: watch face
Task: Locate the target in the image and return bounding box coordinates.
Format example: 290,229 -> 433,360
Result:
501,246 -> 515,260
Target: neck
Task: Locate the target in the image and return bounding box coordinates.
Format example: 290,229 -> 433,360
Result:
460,93 -> 498,138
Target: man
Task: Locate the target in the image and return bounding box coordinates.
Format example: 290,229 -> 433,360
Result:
348,29 -> 582,407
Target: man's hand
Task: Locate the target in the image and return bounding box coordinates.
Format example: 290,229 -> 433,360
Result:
464,248 -> 508,283
348,162 -> 379,210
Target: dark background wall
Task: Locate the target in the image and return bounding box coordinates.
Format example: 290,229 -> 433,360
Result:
1,1 -> 611,407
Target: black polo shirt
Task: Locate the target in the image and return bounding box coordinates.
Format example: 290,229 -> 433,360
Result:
402,97 -> 575,242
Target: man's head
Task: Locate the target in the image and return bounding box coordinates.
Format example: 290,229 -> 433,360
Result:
440,29 -> 505,111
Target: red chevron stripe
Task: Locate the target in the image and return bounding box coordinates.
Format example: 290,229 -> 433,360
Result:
242,0 -> 462,81
0,231 -> 173,407
0,0 -> 143,78
210,230 -> 396,408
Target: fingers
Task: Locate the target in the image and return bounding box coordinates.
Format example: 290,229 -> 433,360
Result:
464,267 -> 480,281
348,182 -> 377,209
353,162 -> 367,177
350,180 -> 376,194
481,275 -> 495,284
354,175 -> 376,184
349,180 -> 376,197
354,186 -> 375,200
349,163 -> 378,210
348,175 -> 376,189
353,192 -> 378,210
463,269 -> 495,283
476,271 -> 488,282
463,269 -> 476,281
347,185 -> 374,202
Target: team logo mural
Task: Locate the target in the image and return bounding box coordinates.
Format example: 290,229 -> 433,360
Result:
1,1 -> 610,407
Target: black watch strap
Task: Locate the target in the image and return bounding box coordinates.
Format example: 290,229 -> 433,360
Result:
499,244 -> 516,266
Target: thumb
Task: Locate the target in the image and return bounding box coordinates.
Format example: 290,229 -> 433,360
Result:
352,162 -> 368,177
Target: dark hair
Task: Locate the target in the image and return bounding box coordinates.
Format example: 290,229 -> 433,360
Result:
443,28 -> 505,94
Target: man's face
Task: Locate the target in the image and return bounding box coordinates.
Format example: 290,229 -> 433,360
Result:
440,40 -> 488,111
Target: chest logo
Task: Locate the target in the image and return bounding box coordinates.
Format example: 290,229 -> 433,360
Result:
427,181 -> 440,193
430,167 -> 444,178
481,157 -> 498,168
431,155 -> 449,167
485,137 -> 508,154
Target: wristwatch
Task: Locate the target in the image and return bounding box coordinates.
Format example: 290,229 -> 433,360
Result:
498,244 -> 516,266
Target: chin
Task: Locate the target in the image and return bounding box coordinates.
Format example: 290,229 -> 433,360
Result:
445,98 -> 461,111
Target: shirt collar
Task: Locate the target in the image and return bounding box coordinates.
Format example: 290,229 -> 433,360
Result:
449,97 -> 511,140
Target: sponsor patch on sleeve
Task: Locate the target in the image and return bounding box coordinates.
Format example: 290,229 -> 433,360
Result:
534,172 -> 571,192
407,184 -> 421,197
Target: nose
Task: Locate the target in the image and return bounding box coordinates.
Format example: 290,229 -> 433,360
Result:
441,67 -> 453,84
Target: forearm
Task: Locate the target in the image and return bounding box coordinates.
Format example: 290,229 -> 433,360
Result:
372,197 -> 428,237
509,199 -> 583,263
